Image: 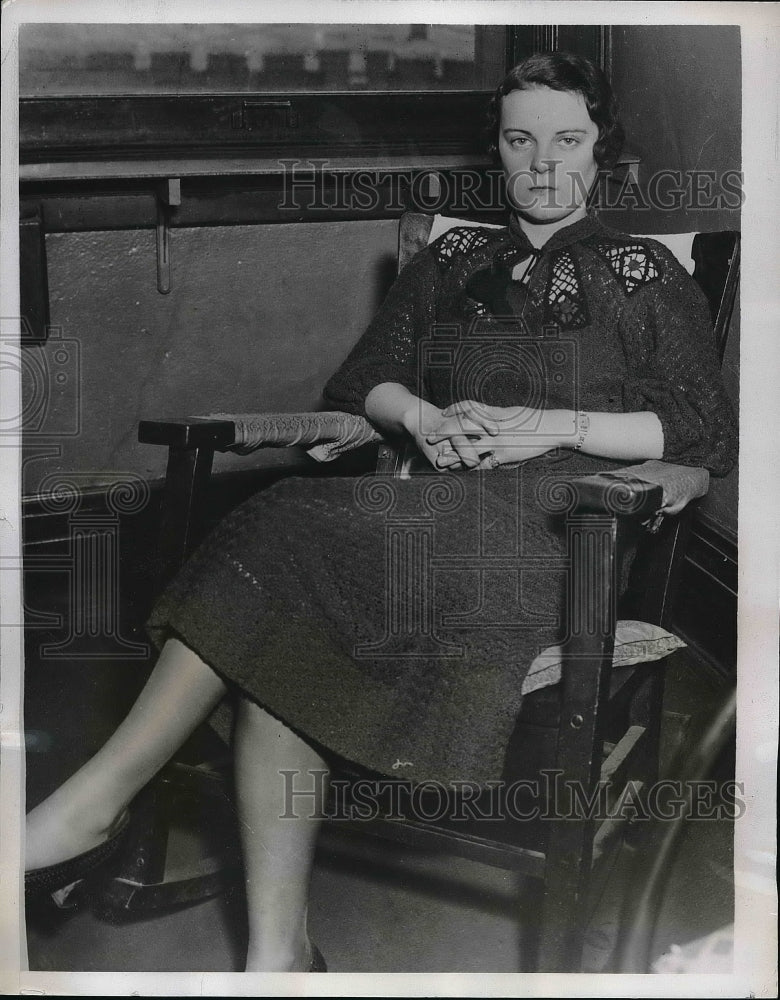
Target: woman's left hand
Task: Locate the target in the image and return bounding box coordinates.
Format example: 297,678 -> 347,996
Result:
425,400 -> 501,469
427,401 -> 561,469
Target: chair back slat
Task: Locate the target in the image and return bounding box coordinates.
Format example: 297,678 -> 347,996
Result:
398,212 -> 434,273
692,232 -> 740,363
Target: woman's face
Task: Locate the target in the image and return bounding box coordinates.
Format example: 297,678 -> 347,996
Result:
498,85 -> 600,224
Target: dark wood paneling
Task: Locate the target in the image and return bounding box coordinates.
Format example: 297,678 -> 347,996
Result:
509,26 -> 610,71
670,516 -> 737,676
20,168 -> 509,232
19,209 -> 50,342
20,92 -> 494,163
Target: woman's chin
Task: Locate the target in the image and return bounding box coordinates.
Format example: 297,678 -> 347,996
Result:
512,204 -> 587,227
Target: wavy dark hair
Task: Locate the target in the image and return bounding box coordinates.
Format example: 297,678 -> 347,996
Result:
486,51 -> 625,169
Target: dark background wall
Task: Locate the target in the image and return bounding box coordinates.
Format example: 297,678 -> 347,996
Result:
607,24 -> 741,234
26,219 -> 398,493
23,24 -> 741,538
606,24 -> 741,535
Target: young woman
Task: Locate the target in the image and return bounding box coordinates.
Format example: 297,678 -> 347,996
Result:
24,51 -> 737,972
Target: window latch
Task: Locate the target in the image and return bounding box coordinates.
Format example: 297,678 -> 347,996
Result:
231,99 -> 298,131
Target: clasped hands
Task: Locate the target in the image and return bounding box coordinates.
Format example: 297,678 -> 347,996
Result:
406,399 -> 570,471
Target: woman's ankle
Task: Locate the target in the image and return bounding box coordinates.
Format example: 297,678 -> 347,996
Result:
244,931 -> 310,972
244,948 -> 301,973
25,778 -> 128,870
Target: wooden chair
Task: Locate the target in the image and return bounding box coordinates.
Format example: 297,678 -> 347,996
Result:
109,214 -> 738,972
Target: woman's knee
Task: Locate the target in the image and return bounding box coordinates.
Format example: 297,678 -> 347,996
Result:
235,698 -> 330,773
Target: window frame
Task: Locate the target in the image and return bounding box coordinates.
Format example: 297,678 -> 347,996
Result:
18,26 -> 610,169
19,91 -> 497,165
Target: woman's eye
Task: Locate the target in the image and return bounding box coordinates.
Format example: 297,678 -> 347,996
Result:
559,137 -> 579,147
509,137 -> 530,148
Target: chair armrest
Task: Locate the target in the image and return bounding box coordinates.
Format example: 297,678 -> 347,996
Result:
558,461 -> 709,632
564,461 -> 709,524
607,460 -> 709,514
567,472 -> 662,521
138,417 -> 237,450
139,412 -> 381,461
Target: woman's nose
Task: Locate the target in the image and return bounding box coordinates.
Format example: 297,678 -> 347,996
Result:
529,143 -> 557,175
530,150 -> 554,175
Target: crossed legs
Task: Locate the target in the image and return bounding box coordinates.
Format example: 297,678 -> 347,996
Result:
25,636 -> 329,972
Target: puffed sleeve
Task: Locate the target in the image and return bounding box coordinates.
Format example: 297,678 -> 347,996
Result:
620,245 -> 738,476
323,246 -> 439,416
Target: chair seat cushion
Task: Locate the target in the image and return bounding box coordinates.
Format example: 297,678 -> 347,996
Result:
521,619 -> 687,695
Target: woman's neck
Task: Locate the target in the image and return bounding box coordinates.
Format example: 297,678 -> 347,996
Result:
514,207 -> 589,249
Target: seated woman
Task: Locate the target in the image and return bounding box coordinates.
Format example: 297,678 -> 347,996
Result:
24,51 -> 737,972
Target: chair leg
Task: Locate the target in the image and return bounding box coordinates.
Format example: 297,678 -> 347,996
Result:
94,761 -> 242,918
628,665 -> 666,789
536,814 -> 597,972
620,664 -> 667,854
94,776 -> 171,916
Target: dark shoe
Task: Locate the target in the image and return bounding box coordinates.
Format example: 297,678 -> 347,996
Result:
25,810 -> 130,901
309,942 -> 327,972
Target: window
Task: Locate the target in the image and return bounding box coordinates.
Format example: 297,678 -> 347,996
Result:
20,23 -> 506,96
19,24 -> 609,166
19,23 -> 510,165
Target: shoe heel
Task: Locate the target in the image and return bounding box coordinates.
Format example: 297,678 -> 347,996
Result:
309,943 -> 327,972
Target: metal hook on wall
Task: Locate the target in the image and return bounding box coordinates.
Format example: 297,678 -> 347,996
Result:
156,178 -> 181,294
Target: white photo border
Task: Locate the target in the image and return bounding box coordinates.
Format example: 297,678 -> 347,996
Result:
1,1 -> 777,996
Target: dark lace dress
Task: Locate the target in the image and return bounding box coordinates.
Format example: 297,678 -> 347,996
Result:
147,214 -> 736,785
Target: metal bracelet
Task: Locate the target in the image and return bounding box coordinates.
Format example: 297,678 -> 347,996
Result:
574,411 -> 590,451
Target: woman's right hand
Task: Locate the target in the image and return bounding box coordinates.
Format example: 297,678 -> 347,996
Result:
365,384 -> 451,469
401,398 -> 464,470
364,384 -> 485,471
